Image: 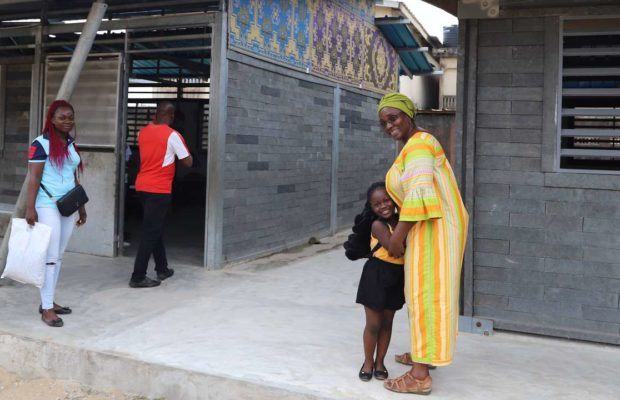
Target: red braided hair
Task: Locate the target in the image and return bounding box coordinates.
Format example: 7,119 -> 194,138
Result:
43,100 -> 83,172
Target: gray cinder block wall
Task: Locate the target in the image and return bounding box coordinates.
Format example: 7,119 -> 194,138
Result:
470,16 -> 620,344
0,64 -> 31,205
223,60 -> 332,259
415,111 -> 456,166
337,90 -> 394,228
223,57 -> 395,262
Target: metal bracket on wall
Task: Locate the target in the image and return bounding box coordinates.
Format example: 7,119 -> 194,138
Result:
458,0 -> 499,19
459,316 -> 494,336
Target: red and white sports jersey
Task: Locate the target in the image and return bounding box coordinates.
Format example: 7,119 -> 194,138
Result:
135,123 -> 190,194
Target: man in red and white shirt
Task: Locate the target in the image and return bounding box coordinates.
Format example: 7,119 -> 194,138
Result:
130,101 -> 192,288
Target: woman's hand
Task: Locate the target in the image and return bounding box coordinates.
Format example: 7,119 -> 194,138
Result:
25,207 -> 38,226
388,236 -> 406,258
388,221 -> 415,258
77,206 -> 87,226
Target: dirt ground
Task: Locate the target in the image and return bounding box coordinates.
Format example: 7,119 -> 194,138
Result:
0,367 -> 157,400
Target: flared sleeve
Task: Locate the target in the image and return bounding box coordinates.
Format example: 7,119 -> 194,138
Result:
398,136 -> 443,222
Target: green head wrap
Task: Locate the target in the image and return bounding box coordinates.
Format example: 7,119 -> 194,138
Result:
378,93 -> 417,119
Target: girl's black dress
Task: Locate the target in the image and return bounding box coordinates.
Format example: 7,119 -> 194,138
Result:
356,235 -> 405,311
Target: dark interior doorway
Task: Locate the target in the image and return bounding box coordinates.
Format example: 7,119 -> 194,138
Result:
122,26 -> 211,266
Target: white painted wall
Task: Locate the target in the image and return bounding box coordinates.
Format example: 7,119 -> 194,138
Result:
399,74 -> 439,110
440,56 -> 458,97
438,56 -> 457,109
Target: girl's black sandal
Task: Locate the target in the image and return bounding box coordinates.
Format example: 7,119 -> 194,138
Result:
374,368 -> 388,380
358,364 -> 373,382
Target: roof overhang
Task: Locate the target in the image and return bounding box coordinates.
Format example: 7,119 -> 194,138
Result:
375,1 -> 441,78
421,0 -> 458,16
422,0 -> 620,18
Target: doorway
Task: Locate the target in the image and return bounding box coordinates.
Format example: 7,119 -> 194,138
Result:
120,26 -> 211,266
45,54 -> 122,257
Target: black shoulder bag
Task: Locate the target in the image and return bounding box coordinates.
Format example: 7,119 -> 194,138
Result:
40,183 -> 89,217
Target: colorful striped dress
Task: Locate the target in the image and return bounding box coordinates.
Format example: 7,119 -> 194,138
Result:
386,131 -> 469,366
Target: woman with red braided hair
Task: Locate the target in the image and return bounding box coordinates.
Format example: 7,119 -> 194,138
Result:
26,100 -> 87,328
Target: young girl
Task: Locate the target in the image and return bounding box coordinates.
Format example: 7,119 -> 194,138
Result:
355,182 -> 405,381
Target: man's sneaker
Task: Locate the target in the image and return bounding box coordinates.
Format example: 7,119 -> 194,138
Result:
157,268 -> 175,281
129,276 -> 161,288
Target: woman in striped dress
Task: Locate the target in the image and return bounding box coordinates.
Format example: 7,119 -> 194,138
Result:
378,93 -> 469,395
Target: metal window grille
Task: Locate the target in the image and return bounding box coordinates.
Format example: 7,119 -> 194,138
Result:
201,102 -> 209,151
127,100 -> 209,151
126,102 -> 157,146
559,17 -> 620,172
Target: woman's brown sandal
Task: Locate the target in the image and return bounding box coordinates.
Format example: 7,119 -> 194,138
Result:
383,371 -> 432,395
395,352 -> 415,365
394,353 -> 437,369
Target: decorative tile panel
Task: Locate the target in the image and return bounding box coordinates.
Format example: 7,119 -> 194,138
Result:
229,0 -> 398,93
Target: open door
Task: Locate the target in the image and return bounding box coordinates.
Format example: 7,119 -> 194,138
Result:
120,26 -> 210,266
44,54 -> 122,257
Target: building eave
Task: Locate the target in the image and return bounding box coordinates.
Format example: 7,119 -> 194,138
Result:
421,0 -> 458,17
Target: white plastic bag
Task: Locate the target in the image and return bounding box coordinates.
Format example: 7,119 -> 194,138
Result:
1,218 -> 52,288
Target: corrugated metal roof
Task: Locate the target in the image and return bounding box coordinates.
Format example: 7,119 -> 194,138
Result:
132,58 -> 209,78
376,17 -> 435,76
0,1 -> 220,21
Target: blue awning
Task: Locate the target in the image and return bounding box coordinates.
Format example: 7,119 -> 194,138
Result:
375,17 -> 435,76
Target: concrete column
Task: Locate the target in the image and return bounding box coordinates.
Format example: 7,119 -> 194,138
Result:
456,19 -> 478,318
330,85 -> 341,234
542,16 -> 560,172
0,65 -> 5,154
204,10 -> 228,269
29,26 -> 44,141
116,31 -> 131,255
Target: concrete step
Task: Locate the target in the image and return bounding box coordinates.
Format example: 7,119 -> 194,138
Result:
0,331 -> 323,400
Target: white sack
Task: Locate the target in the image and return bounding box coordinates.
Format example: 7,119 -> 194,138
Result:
1,218 -> 52,288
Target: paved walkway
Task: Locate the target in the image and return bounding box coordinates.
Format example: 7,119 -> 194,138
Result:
0,234 -> 619,399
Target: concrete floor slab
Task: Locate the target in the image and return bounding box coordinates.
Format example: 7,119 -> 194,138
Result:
0,235 -> 619,399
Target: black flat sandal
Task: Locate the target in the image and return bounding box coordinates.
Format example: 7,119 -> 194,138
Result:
374,366 -> 388,380
359,364 -> 373,382
41,314 -> 64,327
39,304 -> 72,315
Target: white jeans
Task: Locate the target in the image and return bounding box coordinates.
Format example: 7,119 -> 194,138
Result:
36,207 -> 74,310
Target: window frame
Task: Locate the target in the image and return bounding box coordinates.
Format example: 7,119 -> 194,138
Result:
0,64 -> 5,155
556,15 -> 620,174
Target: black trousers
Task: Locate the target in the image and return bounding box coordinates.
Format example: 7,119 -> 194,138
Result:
131,192 -> 171,281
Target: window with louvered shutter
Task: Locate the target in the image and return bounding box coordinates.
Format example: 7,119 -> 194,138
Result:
559,17 -> 620,172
